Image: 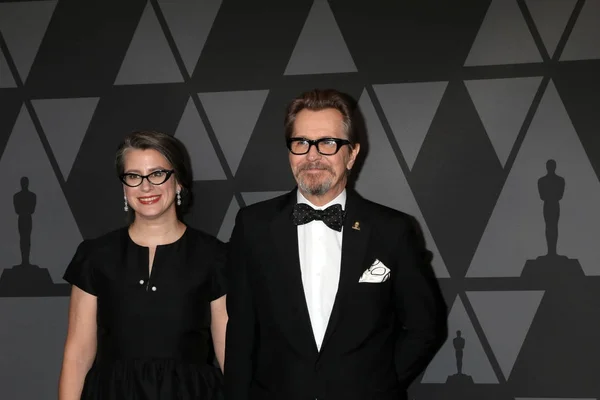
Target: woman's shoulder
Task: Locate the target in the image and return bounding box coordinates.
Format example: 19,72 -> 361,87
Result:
184,226 -> 226,255
65,227 -> 127,283
77,226 -> 128,256
184,226 -> 223,244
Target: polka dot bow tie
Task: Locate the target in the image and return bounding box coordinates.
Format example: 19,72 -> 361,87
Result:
292,203 -> 346,232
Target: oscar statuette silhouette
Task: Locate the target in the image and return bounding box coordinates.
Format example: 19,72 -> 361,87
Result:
521,160 -> 584,280
417,329 -> 512,400
509,160 -> 600,397
446,330 -> 474,385
0,177 -> 58,296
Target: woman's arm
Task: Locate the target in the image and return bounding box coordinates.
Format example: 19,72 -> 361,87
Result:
58,286 -> 97,400
210,295 -> 228,372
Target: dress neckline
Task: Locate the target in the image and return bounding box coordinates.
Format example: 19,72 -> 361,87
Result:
125,225 -> 189,249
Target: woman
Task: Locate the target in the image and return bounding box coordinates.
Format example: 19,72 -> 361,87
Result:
58,130 -> 227,399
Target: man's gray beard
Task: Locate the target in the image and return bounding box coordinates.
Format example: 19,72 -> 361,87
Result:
298,178 -> 332,196
296,168 -> 334,196
295,162 -> 337,196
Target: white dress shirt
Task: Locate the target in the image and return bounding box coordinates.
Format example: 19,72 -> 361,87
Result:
297,189 -> 346,351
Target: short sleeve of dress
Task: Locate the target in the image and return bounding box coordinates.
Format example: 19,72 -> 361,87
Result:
63,240 -> 97,296
209,238 -> 227,301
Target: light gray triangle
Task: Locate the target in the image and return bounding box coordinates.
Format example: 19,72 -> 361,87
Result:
465,77 -> 542,166
467,290 -> 544,379
0,106 -> 82,282
32,97 -> 99,179
242,191 -> 289,206
174,98 -> 226,181
217,197 -> 239,243
560,0 -> 600,61
354,89 -> 450,278
284,0 -> 357,75
464,0 -> 542,66
157,0 -> 222,75
373,82 -> 448,170
0,297 -> 69,399
199,90 -> 269,174
421,296 -> 498,383
467,81 -> 600,277
0,48 -> 17,88
526,0 -> 577,57
114,3 -> 183,85
0,1 -> 57,82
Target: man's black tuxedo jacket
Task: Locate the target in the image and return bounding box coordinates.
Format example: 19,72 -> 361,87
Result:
224,190 -> 447,400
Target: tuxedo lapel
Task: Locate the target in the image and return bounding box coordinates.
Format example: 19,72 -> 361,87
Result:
270,191 -> 319,354
320,191 -> 371,351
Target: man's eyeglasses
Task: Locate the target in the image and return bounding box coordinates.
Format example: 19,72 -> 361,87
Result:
286,137 -> 351,156
119,170 -> 174,187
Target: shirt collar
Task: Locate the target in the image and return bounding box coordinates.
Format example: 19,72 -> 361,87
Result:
297,189 -> 347,210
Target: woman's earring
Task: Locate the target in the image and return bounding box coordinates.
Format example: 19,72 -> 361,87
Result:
176,190 -> 181,206
124,195 -> 128,212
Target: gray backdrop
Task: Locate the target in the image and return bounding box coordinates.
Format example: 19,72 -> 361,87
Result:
1,0 -> 600,399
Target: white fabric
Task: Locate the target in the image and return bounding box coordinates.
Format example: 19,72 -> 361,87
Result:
297,189 -> 346,351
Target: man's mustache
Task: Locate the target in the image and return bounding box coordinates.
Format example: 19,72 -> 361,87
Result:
298,163 -> 334,173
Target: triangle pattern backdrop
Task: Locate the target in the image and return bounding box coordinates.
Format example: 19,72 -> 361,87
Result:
560,0 -> 600,61
0,48 -> 17,88
157,0 -> 222,75
421,296 -> 498,384
0,0 -> 57,83
284,0 -> 357,75
468,81 -> 600,277
467,290 -> 544,380
0,106 -> 82,283
173,97 -> 226,181
354,89 -> 450,278
32,98 -> 99,180
217,197 -> 239,243
464,0 -> 542,66
525,0 -> 577,58
199,89 -> 269,175
373,82 -> 448,170
114,2 -> 183,85
0,297 -> 69,399
465,77 -> 542,166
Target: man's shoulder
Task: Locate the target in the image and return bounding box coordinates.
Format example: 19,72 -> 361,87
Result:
353,191 -> 413,225
238,191 -> 294,219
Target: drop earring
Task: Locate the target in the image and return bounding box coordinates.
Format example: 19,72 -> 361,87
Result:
176,190 -> 181,206
124,195 -> 128,212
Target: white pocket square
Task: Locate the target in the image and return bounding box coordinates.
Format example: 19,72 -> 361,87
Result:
358,259 -> 391,283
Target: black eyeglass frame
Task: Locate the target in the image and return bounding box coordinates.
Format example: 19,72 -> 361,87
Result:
119,169 -> 175,187
286,137 -> 352,155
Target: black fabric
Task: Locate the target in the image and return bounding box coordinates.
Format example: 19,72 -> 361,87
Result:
63,226 -> 226,399
291,203 -> 345,231
225,190 -> 447,400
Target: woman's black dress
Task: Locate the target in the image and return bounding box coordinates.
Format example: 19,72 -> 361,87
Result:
63,226 -> 226,399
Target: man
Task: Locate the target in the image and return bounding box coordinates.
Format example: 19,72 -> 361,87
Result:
225,89 -> 447,400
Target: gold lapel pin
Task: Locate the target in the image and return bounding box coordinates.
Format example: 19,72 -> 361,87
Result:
352,221 -> 360,231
